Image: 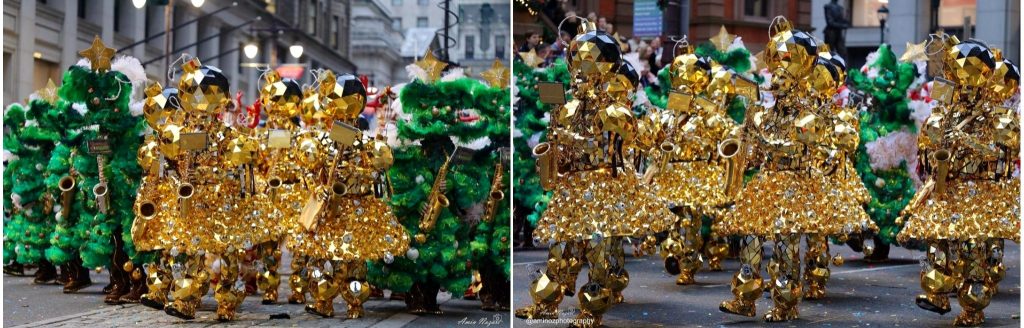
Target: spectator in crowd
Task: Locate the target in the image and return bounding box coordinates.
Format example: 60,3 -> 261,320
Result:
519,32 -> 542,52
538,46 -> 554,68
587,12 -> 598,24
551,30 -> 571,60
647,36 -> 664,74
560,10 -> 580,35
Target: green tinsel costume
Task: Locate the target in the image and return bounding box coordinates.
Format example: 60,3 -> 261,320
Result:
847,44 -> 921,258
368,76 -> 509,313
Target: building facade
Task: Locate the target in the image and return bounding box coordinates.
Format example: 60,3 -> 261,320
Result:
809,0 -> 1019,68
4,0 -> 356,105
387,0 -> 510,76
350,0 -> 405,86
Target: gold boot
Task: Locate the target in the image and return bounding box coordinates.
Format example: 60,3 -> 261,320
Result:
514,271 -> 562,319
213,252 -> 246,322
305,260 -> 341,318
164,254 -> 207,320
257,242 -> 282,305
704,236 -> 729,271
803,234 -> 830,300
953,239 -> 993,327
339,261 -> 371,319
916,242 -> 955,314
288,256 -> 309,304
140,255 -> 172,310
719,236 -> 762,317
764,234 -> 801,322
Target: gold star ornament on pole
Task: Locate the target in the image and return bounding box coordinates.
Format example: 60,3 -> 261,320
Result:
480,59 -> 509,89
79,35 -> 116,72
415,50 -> 448,83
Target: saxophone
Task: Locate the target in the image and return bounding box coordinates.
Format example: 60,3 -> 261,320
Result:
482,162 -> 505,223
418,153 -> 453,234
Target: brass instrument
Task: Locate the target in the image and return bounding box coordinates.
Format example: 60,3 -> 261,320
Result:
267,176 -> 283,198
658,142 -> 677,173
718,138 -> 744,196
329,181 -> 348,209
932,149 -> 951,195
93,155 -> 109,214
533,142 -> 558,191
93,182 -> 110,214
178,182 -> 195,216
482,163 -> 505,223
419,153 -> 453,234
58,175 -> 76,219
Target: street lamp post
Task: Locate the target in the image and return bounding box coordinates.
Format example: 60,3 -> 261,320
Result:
877,5 -> 889,44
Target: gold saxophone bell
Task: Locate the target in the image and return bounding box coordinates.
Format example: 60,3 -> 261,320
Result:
93,182 -> 110,214
533,142 -> 557,191
178,183 -> 195,216
437,194 -> 450,207
267,176 -> 283,198
58,176 -> 76,218
932,149 -> 951,195
138,201 -> 158,220
490,190 -> 505,201
718,138 -> 743,196
659,142 -> 677,170
329,182 -> 348,209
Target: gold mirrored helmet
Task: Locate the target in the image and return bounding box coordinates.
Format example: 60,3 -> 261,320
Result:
568,22 -> 621,79
177,58 -> 231,116
808,57 -> 843,96
669,43 -> 711,93
987,51 -> 1019,102
261,71 -> 304,121
764,18 -> 818,83
943,39 -> 996,88
319,71 -> 367,123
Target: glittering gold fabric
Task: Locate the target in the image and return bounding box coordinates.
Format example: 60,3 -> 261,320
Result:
533,167 -> 675,242
898,179 -> 1019,242
651,162 -> 729,211
287,194 -> 409,261
716,168 -> 875,237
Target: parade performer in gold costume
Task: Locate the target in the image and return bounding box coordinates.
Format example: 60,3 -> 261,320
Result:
286,70 -> 409,319
715,18 -> 873,322
897,34 -> 1019,327
638,39 -> 753,285
515,22 -> 674,327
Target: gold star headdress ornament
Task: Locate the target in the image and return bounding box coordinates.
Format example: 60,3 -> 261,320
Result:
79,36 -> 116,72
710,25 -> 736,52
520,48 -> 545,68
37,79 -> 59,105
480,59 -> 509,88
900,40 -> 929,63
415,50 -> 448,83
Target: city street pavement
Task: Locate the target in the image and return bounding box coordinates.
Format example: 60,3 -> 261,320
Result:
513,241 -> 1020,327
4,251 -> 509,327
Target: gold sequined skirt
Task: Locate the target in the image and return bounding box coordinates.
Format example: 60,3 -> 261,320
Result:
714,170 -> 874,237
286,194 -> 409,262
651,161 -> 731,212
897,178 -> 1020,243
532,167 -> 674,243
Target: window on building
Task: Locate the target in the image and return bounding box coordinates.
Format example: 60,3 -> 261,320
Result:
332,15 -> 339,48
78,0 -> 87,19
418,0 -> 429,6
393,18 -> 402,30
495,35 -> 506,60
937,0 -> 976,27
392,0 -> 403,5
743,0 -> 770,18
417,17 -> 428,27
307,0 -> 318,36
850,0 -> 886,27
465,36 -> 475,59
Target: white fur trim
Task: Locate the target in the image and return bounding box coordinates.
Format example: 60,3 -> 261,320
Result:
439,67 -> 465,82
72,103 -> 89,116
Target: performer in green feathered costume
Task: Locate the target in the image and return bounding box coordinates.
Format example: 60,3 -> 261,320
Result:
42,37 -> 151,302
4,97 -> 62,284
367,62 -> 510,314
